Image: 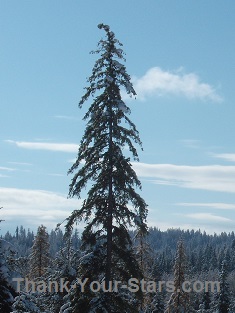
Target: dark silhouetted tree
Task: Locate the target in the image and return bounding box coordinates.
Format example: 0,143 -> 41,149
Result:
66,23 -> 148,312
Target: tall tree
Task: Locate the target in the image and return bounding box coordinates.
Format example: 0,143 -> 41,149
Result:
217,260 -> 230,313
29,225 -> 50,279
66,23 -> 148,312
165,240 -> 193,313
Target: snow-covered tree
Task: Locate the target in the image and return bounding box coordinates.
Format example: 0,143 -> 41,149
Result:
0,209 -> 15,313
217,260 -> 230,313
29,225 -> 50,279
11,293 -> 40,313
228,292 -> 235,313
66,23 -> 148,312
165,239 -> 193,313
42,232 -> 79,313
134,231 -> 165,312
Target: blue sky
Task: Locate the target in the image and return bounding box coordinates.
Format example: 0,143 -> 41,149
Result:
1,1 -> 235,235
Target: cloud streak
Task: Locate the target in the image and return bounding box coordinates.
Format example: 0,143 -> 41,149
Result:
212,153 -> 235,162
5,140 -> 78,153
0,166 -> 15,171
132,162 -> 235,193
54,115 -> 80,121
0,188 -> 83,231
131,67 -> 222,102
178,202 -> 235,210
184,213 -> 232,223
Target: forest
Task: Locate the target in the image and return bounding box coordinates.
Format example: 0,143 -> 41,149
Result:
1,225 -> 235,312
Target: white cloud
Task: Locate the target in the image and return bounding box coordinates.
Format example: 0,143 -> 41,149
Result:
131,67 -> 222,102
146,213 -> 233,234
54,115 -> 80,121
178,202 -> 235,210
5,140 -> 78,153
8,162 -> 32,166
0,188 -> 83,232
185,213 -> 232,223
0,166 -> 15,171
68,158 -> 77,163
47,173 -> 65,177
212,153 -> 235,162
0,166 -> 15,178
132,162 -> 235,193
180,139 -> 201,149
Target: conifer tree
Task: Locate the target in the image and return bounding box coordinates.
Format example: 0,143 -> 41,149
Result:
228,292 -> 235,313
11,293 -> 40,313
0,208 -> 15,313
29,225 -> 50,279
202,291 -> 211,311
165,240 -> 193,313
134,233 -> 165,313
217,260 -> 230,313
44,232 -> 79,313
0,245 -> 15,313
66,23 -> 148,312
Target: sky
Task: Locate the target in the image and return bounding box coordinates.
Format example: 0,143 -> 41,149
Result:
1,0 -> 235,235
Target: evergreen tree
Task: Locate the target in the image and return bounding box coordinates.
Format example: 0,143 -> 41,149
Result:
228,292 -> 235,313
165,240 -> 193,313
29,225 -> 50,279
66,23 -> 148,312
44,232 -> 79,313
0,208 -> 15,313
135,230 -> 165,312
11,293 -> 40,313
217,260 -> 230,313
202,291 -> 211,311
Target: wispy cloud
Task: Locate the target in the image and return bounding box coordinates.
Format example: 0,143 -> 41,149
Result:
180,139 -> 201,149
68,158 -> 77,163
0,166 -> 15,171
212,153 -> 235,162
146,215 -> 233,234
132,162 -> 235,193
0,166 -> 15,178
130,67 -> 222,102
47,173 -> 65,177
185,213 -> 232,223
0,188 -> 83,231
54,115 -> 80,121
8,162 -> 32,166
5,140 -> 78,153
178,202 -> 235,210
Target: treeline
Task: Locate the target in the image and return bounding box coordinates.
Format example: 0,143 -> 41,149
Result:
1,225 -> 235,312
2,225 -> 80,257
2,226 -> 235,274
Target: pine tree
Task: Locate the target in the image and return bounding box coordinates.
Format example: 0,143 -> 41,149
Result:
165,240 -> 193,313
44,232 -> 79,313
202,291 -> 211,311
66,23 -> 148,312
217,260 -> 230,313
134,232 -> 165,313
11,293 -> 40,313
228,292 -> 235,313
29,225 -> 50,279
0,208 -> 15,313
